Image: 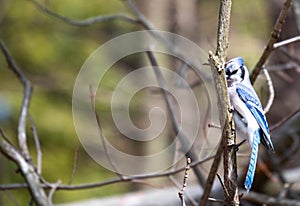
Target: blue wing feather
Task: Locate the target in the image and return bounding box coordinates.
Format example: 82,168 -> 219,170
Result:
236,86 -> 274,152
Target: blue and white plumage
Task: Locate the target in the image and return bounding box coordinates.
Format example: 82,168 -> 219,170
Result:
225,57 -> 274,191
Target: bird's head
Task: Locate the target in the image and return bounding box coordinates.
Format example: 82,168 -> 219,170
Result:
225,57 -> 249,86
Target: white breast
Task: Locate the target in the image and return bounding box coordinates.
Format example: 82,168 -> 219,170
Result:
228,86 -> 260,147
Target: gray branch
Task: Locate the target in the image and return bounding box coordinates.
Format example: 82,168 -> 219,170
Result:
0,129 -> 48,206
0,40 -> 32,161
29,0 -> 138,26
250,0 -> 292,83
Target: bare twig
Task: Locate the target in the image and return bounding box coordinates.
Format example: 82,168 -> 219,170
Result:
48,180 -> 61,206
0,41 -> 48,205
145,50 -> 205,187
125,0 -> 211,82
89,85 -> 123,179
168,176 -> 197,206
278,47 -> 300,66
31,0 -> 211,83
29,0 -> 138,26
208,123 -> 221,129
250,0 -> 292,83
176,62 -> 189,88
242,189 -> 300,206
0,129 -> 48,206
178,158 -> 191,206
0,154 -> 215,191
124,0 -> 155,30
262,68 -> 275,114
270,108 -> 300,131
68,147 -> 79,185
273,36 -> 300,49
1,190 -> 20,206
266,62 -> 298,71
0,40 -> 32,161
216,173 -> 229,200
208,197 -> 224,203
293,0 -> 300,33
29,115 -> 42,175
278,183 -> 293,199
200,126 -> 227,206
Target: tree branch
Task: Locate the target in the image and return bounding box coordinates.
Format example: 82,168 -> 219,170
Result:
0,129 -> 48,206
250,0 -> 292,83
262,68 -> 275,114
242,190 -> 300,206
199,126 -> 227,206
0,155 -> 215,191
0,40 -> 32,161
273,35 -> 300,49
29,0 -> 138,26
200,0 -> 239,205
0,40 -> 48,205
29,115 -> 42,175
145,50 -> 206,187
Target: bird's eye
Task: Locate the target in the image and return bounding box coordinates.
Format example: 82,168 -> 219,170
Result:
231,70 -> 238,75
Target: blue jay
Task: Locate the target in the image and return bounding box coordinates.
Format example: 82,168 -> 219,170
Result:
225,57 -> 274,191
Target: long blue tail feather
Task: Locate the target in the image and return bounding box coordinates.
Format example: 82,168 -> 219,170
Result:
244,130 -> 260,191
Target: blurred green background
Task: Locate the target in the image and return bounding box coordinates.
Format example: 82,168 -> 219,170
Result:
0,0 -> 297,205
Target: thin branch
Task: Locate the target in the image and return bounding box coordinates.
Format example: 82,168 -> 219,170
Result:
273,36 -> 300,49
262,68 -> 275,114
176,62 -> 189,88
1,190 -> 20,206
168,176 -> 197,206
68,147 -> 79,185
178,158 -> 191,206
293,0 -> 300,33
124,0 -> 155,30
250,0 -> 292,83
48,180 -> 61,206
0,154 -> 215,191
0,129 -> 48,206
266,62 -> 298,71
242,190 -> 300,206
29,0 -> 138,26
207,197 -> 224,204
125,0 -> 211,82
0,40 -> 32,161
0,41 -> 48,205
200,126 -> 227,206
145,50 -> 206,187
29,115 -> 42,175
270,108 -> 300,131
216,173 -> 229,200
278,47 -> 300,66
278,183 -> 293,199
89,85 -> 123,179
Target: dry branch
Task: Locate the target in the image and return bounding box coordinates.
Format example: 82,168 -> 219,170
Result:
0,129 -> 48,206
30,0 -> 138,26
0,40 -> 32,161
146,50 -> 206,187
273,36 -> 300,49
0,40 -> 49,206
242,190 -> 300,206
200,0 -> 239,205
250,0 -> 292,83
0,155 -> 215,191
